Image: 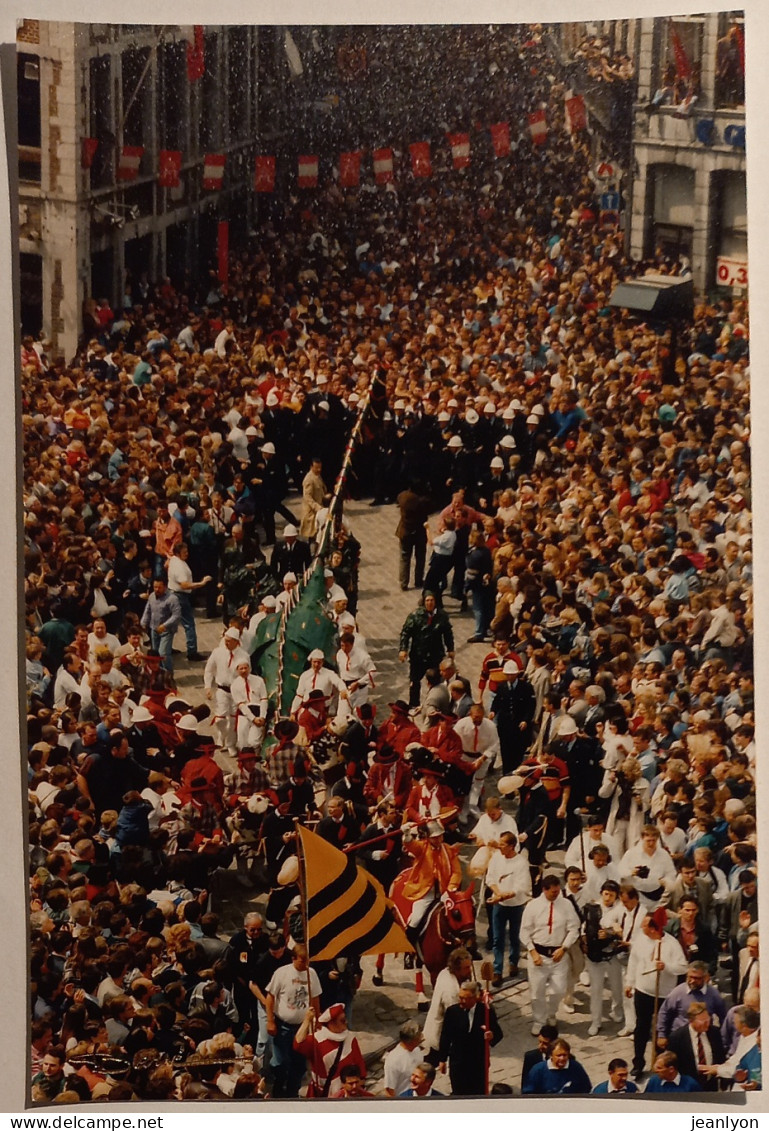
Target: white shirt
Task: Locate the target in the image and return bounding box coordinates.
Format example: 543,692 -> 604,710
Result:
203,645 -> 251,691
469,811 -> 518,845
266,965 -> 322,1025
564,830 -> 621,870
167,555 -> 194,593
485,849 -> 532,907
87,631 -> 121,660
626,931 -> 688,997
336,646 -> 375,686
53,667 -> 82,709
581,860 -> 622,904
619,843 -> 676,899
453,717 -> 500,760
291,666 -> 346,713
231,673 -> 268,720
383,1042 -> 425,1096
520,893 -> 581,951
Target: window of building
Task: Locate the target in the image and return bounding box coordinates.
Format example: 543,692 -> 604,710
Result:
19,253 -> 42,337
159,41 -> 188,152
122,46 -> 152,150
650,164 -> 695,262
18,52 -> 41,184
713,170 -> 747,290
654,16 -> 703,109
715,11 -> 745,107
89,55 -> 113,189
198,32 -> 220,151
228,27 -> 250,141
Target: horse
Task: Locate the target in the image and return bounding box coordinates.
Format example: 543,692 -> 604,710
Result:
373,869 -> 477,1010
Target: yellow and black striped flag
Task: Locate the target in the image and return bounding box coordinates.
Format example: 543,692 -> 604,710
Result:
297,825 -> 414,961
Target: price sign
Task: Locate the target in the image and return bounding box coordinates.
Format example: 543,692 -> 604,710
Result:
716,256 -> 748,289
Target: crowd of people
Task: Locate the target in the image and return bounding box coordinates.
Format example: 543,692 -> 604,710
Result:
22,20 -> 757,1105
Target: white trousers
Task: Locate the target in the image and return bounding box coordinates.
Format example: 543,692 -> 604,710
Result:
527,954 -> 570,1027
213,688 -> 236,753
408,894 -> 436,928
236,714 -> 266,753
586,956 -> 624,1024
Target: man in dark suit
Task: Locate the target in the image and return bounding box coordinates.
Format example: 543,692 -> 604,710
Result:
667,1002 -> 725,1092
438,980 -> 503,1096
270,524 -> 312,581
521,1024 -> 559,1091
225,911 -> 270,1038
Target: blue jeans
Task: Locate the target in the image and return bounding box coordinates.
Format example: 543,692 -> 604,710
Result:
490,903 -> 524,976
173,591 -> 198,654
270,1020 -> 305,1097
150,628 -> 174,672
470,588 -> 494,637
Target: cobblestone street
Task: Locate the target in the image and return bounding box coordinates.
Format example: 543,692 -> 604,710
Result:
166,495 -> 653,1096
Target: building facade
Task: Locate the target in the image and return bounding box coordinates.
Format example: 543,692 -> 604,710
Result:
16,21 -> 278,361
550,12 -> 746,299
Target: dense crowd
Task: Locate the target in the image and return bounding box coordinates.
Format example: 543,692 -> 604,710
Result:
22,22 -> 757,1104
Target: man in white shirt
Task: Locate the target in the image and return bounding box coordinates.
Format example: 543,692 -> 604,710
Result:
336,632 -> 376,711
453,703 -> 501,821
265,944 -> 322,1098
203,629 -> 251,755
564,812 -> 620,871
583,880 -> 625,1035
619,825 -> 677,909
382,1020 -> 425,1097
166,542 -> 211,661
626,907 -> 688,1078
486,832 -> 532,985
520,875 -> 581,1033
291,649 -> 348,715
230,660 -> 269,754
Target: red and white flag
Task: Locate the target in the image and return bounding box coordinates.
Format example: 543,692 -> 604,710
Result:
565,93 -> 587,134
339,150 -> 361,188
489,122 -> 510,158
202,153 -> 225,190
254,155 -> 275,192
117,145 -> 143,181
448,132 -> 470,169
187,25 -> 205,82
528,109 -> 548,146
410,141 -> 431,178
81,138 -> 99,169
298,155 -> 319,188
373,148 -> 394,184
158,149 -> 181,187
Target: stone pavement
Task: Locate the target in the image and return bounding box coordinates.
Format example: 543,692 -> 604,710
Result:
161,496 -> 643,1095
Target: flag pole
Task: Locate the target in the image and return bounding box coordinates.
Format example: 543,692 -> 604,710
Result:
293,820 -> 315,1030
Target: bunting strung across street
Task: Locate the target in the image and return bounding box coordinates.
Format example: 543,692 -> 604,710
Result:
339,150 -> 361,188
410,141 -> 431,178
372,147 -> 394,184
158,149 -> 181,187
96,99 -> 598,194
489,121 -> 511,157
117,146 -> 144,181
564,92 -> 587,133
254,155 -> 276,192
202,153 -> 225,190
296,825 -> 413,962
298,155 -> 319,188
448,132 -> 470,169
528,109 -> 548,145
